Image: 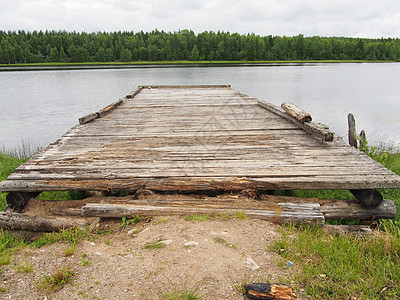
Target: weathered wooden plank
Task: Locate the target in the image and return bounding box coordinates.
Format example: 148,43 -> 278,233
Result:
2,174 -> 400,193
7,166 -> 396,181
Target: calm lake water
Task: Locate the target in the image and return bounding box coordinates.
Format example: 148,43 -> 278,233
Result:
1,63 -> 399,150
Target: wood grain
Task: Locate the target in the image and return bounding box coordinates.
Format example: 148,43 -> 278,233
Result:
1,85 -> 399,194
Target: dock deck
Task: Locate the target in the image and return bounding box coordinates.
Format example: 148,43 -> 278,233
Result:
1,85 -> 400,195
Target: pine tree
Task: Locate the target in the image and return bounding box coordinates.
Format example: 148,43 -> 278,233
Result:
190,45 -> 199,61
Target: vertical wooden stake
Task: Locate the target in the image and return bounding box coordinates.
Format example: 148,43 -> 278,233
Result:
348,113 -> 357,148
359,130 -> 367,149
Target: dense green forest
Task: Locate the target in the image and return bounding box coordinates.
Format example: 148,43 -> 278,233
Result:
1,29 -> 400,64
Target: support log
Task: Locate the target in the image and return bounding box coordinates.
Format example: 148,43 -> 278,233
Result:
6,192 -> 40,212
82,203 -> 325,225
0,212 -> 86,232
319,199 -> 395,219
350,189 -> 383,208
281,102 -> 312,123
323,225 -> 372,236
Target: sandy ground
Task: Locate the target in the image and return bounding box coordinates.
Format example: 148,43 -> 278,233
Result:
0,215 -> 295,300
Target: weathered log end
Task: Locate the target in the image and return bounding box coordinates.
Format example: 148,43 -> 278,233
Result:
6,192 -> 40,212
0,212 -> 86,232
281,102 -> 312,123
350,189 -> 383,208
244,282 -> 297,300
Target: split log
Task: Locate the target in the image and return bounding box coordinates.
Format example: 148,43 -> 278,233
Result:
81,203 -> 325,225
244,283 -> 297,300
0,212 -> 86,232
281,102 -> 312,123
319,199 -> 396,220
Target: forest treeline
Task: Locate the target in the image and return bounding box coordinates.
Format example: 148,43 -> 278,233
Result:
1,29 -> 400,64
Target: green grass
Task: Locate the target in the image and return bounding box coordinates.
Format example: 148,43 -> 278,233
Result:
15,261 -> 34,273
38,266 -> 75,292
185,214 -> 213,222
272,223 -> 400,299
144,239 -> 167,250
163,290 -> 201,300
31,226 -> 91,248
0,153 -> 29,211
119,215 -> 144,228
0,230 -> 26,265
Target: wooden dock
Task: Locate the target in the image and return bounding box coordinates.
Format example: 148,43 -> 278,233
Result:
1,85 -> 400,218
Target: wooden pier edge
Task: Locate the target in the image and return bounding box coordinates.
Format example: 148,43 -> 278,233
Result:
256,99 -> 334,142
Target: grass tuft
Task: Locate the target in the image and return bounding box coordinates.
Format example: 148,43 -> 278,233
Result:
31,226 -> 90,248
15,261 -> 33,273
39,266 -> 74,292
120,215 -> 145,228
163,290 -> 201,300
185,214 -> 212,222
144,240 -> 167,250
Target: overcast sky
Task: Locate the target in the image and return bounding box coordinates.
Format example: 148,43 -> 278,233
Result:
1,0 -> 399,38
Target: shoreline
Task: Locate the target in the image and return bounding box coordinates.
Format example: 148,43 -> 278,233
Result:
0,60 -> 398,71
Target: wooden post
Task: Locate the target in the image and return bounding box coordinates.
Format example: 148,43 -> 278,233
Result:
350,189 -> 384,208
6,192 -> 40,212
348,113 -> 357,148
359,129 -> 367,149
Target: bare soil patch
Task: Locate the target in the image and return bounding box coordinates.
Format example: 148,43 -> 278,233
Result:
1,215 -> 291,299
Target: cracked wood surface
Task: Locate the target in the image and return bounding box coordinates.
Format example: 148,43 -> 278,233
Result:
1,85 -> 400,193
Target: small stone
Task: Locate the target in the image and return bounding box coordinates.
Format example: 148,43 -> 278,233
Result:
184,241 -> 199,247
95,252 -> 102,256
128,229 -> 138,235
320,274 -> 326,278
157,239 -> 173,245
245,257 -> 260,271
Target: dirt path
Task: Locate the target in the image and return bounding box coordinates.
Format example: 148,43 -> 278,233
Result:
1,216 -> 291,299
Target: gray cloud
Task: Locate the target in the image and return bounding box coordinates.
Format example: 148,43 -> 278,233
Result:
0,0 -> 399,37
